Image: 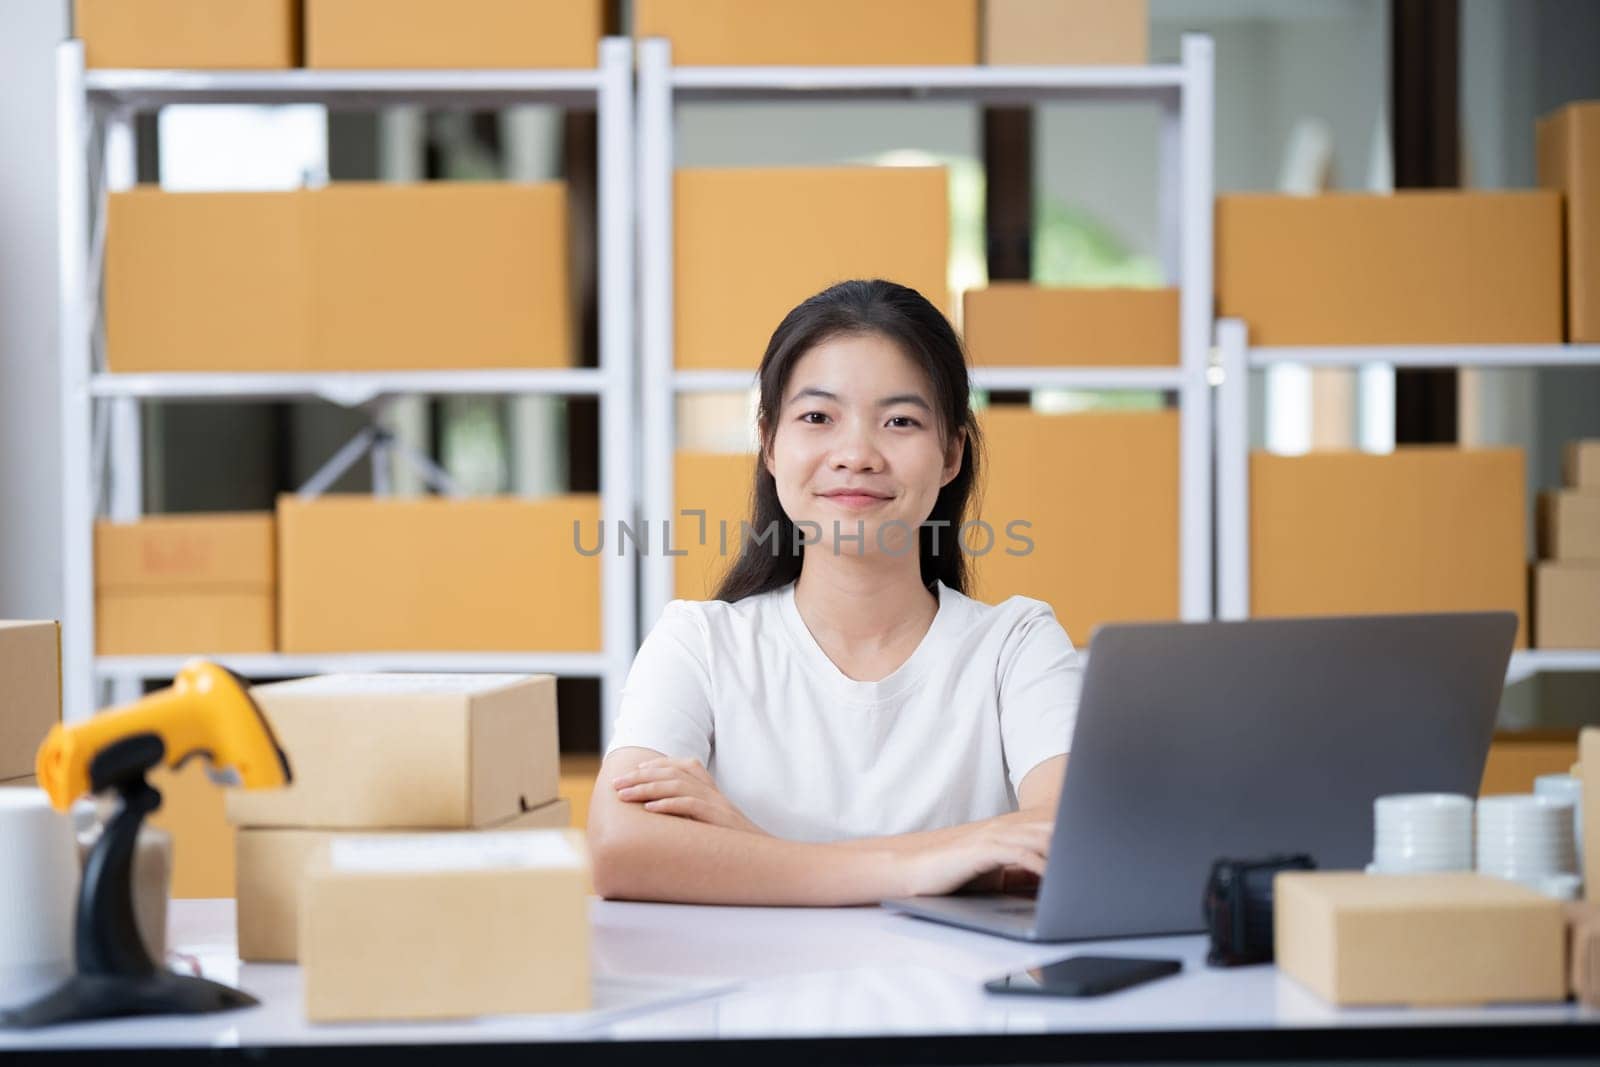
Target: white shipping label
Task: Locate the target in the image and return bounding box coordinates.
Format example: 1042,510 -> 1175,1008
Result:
329,830 -> 581,873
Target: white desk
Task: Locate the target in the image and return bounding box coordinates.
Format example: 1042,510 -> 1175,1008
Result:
0,898 -> 1595,1061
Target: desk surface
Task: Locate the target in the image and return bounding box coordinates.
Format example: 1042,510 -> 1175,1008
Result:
0,899 -> 1595,1062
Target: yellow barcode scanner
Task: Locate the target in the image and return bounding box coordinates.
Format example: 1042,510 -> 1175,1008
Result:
4,660 -> 292,1030
35,660 -> 291,812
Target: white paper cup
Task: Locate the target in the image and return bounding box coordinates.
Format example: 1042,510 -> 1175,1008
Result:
0,790 -> 78,969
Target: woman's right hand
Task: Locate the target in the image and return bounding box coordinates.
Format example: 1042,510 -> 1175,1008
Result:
895,817 -> 1053,898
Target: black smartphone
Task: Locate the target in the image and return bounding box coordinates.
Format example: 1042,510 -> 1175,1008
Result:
984,955 -> 1182,998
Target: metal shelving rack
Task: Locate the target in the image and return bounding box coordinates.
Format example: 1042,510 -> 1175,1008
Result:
637,35 -> 1216,632
1213,316 -> 1600,685
56,39 -> 637,736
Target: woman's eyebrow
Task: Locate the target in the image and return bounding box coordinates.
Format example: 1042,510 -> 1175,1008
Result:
789,386 -> 838,404
877,393 -> 933,412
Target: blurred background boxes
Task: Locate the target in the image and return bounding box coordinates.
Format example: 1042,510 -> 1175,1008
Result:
1250,449 -> 1528,646
276,494 -> 601,653
74,0 -> 298,69
1571,441 -> 1600,488
93,513 -> 276,655
972,409 -> 1179,647
674,451 -> 757,600
148,758 -> 236,897
962,285 -> 1178,366
1533,438 -> 1600,649
305,0 -> 603,69
1538,491 -> 1600,560
236,799 -> 570,961
0,621 -> 60,782
1535,564 -> 1600,650
1538,102 -> 1600,342
1216,192 -> 1562,344
106,183 -> 572,373
674,167 -> 950,369
635,0 -> 977,66
982,0 -> 1146,66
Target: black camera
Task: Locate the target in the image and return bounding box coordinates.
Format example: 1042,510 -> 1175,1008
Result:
1203,854 -> 1316,967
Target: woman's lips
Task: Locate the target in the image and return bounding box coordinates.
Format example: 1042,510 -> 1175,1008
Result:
819,491 -> 891,510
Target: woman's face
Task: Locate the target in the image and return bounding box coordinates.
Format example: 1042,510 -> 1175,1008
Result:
765,331 -> 963,559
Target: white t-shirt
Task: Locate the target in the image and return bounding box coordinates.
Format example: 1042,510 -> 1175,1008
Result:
605,580 -> 1082,843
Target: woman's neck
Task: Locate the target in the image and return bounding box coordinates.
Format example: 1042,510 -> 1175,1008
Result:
792,551 -> 938,657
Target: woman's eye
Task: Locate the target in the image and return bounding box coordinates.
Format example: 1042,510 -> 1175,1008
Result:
887,416 -> 922,429
799,411 -> 829,425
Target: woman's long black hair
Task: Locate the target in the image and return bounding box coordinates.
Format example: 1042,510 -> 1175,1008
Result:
712,278 -> 982,603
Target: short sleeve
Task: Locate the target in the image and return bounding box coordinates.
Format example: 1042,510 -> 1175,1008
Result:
996,601 -> 1082,794
605,600 -> 715,764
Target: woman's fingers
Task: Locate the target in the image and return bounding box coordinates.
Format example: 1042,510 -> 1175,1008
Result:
642,796 -> 708,819
612,757 -> 709,790
615,777 -> 699,802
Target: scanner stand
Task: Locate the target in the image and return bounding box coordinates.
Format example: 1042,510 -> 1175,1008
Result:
1,733 -> 257,1028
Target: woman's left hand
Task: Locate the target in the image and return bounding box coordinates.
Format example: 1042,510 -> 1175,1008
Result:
611,757 -> 766,835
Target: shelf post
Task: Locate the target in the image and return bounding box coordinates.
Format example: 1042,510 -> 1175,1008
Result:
1178,33 -> 1215,623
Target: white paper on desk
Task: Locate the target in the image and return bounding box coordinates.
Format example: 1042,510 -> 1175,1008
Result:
329,831 -> 580,873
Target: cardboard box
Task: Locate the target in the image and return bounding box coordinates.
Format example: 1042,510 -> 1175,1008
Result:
95,514 -> 276,655
676,167 -> 950,369
0,622 -> 61,782
148,757 -> 235,898
1481,732 -> 1578,796
106,184 -> 572,373
674,451 -> 759,600
1534,562 -> 1600,649
301,829 -> 591,1021
1216,193 -> 1562,344
1,776 -> 39,789
962,285 -> 1178,366
983,0 -> 1147,66
227,673 -> 560,830
277,494 -> 601,653
1569,440 -> 1600,489
75,0 -> 298,69
306,0 -> 602,69
971,409 -> 1179,647
1274,872 -> 1566,1006
1538,102 -> 1600,342
237,799 -> 571,962
1251,449 -> 1528,647
635,0 -> 977,66
1582,728 -> 1600,902
1538,491 -> 1600,560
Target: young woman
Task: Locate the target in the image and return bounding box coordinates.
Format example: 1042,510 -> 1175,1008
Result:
588,279 -> 1081,906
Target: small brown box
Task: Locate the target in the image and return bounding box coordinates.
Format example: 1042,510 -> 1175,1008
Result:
226,674 -> 560,830
1538,491 -> 1600,560
982,0 -> 1147,66
962,285 -> 1178,366
236,800 -> 571,962
75,0 -> 299,69
1274,871 -> 1566,1006
1534,563 -> 1600,650
635,0 -> 978,66
305,0 -> 602,69
0,622 -> 61,782
1568,441 -> 1600,489
301,829 -> 591,1021
1537,102 -> 1600,342
1582,728 -> 1600,903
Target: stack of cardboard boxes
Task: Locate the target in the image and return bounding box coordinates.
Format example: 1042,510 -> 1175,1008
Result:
0,621 -> 61,790
1538,102 -> 1600,344
227,673 -> 572,968
1534,441 -> 1600,649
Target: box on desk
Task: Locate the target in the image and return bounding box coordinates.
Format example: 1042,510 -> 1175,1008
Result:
1538,491 -> 1600,560
95,514 -> 276,655
305,0 -> 603,69
635,0 -> 977,66
1582,729 -> 1600,903
983,0 -> 1147,66
276,494 -> 601,653
0,622 -> 60,782
675,167 -> 950,369
237,799 -> 571,962
1216,192 -> 1562,344
1251,449 -> 1528,647
962,285 -> 1178,366
1274,872 -> 1566,1006
301,829 -> 591,1021
1534,563 -> 1600,649
75,0 -> 299,69
1538,102 -> 1600,342
226,673 -> 560,830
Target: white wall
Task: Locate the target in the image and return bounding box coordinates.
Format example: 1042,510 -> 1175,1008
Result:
0,0 -> 66,620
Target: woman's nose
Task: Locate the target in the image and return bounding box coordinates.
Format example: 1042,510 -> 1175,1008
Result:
829,423 -> 885,471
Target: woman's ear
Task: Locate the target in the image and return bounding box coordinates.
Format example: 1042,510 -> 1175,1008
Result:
941,428 -> 966,487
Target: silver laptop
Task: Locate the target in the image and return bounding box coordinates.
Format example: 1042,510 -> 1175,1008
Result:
883,611 -> 1517,942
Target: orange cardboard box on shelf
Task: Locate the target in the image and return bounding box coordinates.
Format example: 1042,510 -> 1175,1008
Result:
635,0 -> 977,66
94,513 -> 276,656
236,799 -> 571,962
962,285 -> 1179,366
674,451 -> 759,600
1534,563 -> 1600,650
301,829 -> 591,1021
1251,449 -> 1528,646
1538,490 -> 1600,560
982,0 -> 1147,66
276,494 -> 601,654
106,183 -> 572,373
1215,192 -> 1562,344
0,622 -> 60,782
1538,102 -> 1600,342
226,672 -> 561,830
675,167 -> 950,369
972,408 -> 1179,648
305,0 -> 602,69
75,0 -> 299,69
